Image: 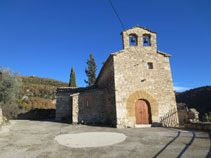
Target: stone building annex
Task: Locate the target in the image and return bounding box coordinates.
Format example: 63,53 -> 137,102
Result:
56,26 -> 178,128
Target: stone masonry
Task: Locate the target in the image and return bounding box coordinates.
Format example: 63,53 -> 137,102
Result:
56,87 -> 108,125
56,26 -> 178,128
113,27 -> 178,127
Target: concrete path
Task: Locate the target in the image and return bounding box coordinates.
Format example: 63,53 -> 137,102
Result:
0,120 -> 210,158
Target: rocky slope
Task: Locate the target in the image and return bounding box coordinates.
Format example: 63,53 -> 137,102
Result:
176,86 -> 211,118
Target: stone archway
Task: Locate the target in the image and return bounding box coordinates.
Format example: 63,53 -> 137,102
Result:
126,90 -> 159,124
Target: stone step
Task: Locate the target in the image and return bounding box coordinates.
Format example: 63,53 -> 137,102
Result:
135,124 -> 152,128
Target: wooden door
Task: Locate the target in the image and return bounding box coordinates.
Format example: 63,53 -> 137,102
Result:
135,100 -> 150,124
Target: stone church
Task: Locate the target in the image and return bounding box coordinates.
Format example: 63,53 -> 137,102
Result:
56,26 -> 178,128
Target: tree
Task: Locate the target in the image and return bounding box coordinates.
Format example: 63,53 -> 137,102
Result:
69,67 -> 77,87
84,53 -> 97,86
0,67 -> 22,105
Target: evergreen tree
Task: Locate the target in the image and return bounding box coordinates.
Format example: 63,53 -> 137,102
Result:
69,67 -> 77,87
84,53 -> 97,86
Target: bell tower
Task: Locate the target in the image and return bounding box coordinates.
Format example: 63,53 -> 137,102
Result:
121,26 -> 157,51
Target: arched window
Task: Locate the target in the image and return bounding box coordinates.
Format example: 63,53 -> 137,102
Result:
129,34 -> 138,46
143,34 -> 151,46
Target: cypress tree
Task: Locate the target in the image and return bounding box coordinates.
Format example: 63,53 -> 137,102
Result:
84,53 -> 97,86
69,67 -> 77,87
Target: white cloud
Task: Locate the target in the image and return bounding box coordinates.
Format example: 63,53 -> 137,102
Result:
173,86 -> 189,92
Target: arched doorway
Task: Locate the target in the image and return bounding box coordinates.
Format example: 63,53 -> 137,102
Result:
135,99 -> 152,124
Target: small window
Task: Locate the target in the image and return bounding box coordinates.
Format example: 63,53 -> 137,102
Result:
83,96 -> 93,108
143,34 -> 151,46
129,34 -> 137,46
86,99 -> 89,107
147,62 -> 153,69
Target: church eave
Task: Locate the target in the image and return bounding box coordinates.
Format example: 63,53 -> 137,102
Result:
95,55 -> 113,84
157,50 -> 171,57
121,26 -> 156,34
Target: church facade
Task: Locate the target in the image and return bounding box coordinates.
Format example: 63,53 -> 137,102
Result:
56,26 -> 178,128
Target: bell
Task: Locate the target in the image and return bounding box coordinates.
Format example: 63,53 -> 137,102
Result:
131,37 -> 135,43
144,37 -> 148,43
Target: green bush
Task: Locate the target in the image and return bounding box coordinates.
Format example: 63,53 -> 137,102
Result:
0,67 -> 22,119
202,113 -> 211,122
209,112 -> 211,122
0,67 -> 22,104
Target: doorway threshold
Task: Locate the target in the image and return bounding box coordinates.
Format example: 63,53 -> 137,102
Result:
135,124 -> 152,128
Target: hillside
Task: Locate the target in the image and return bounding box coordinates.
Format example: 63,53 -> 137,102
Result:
21,76 -> 68,87
19,76 -> 68,110
176,86 -> 211,118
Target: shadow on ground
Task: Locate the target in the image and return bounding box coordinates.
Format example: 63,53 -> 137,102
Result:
206,132 -> 211,158
17,108 -> 55,120
153,129 -> 211,158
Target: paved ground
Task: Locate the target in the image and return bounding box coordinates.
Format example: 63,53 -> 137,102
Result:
0,120 -> 210,158
55,132 -> 126,148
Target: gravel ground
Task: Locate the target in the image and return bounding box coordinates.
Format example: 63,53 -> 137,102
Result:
0,120 -> 210,158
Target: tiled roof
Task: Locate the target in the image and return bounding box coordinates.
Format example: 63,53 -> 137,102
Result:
56,85 -> 97,94
121,26 -> 156,34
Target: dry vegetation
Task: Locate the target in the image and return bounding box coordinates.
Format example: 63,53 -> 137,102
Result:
19,76 -> 68,110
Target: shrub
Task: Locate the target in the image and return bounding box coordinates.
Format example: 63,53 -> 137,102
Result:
0,67 -> 22,104
202,113 -> 210,122
0,68 -> 22,119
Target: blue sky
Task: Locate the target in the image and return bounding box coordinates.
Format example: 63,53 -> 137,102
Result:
0,0 -> 210,91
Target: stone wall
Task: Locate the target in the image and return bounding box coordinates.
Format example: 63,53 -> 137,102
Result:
96,56 -> 117,126
77,89 -> 107,124
56,87 -> 109,125
185,122 -> 211,131
0,108 -> 3,125
178,110 -> 188,125
56,92 -> 72,121
113,27 -> 178,128
72,93 -> 79,123
56,86 -> 97,121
